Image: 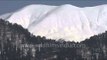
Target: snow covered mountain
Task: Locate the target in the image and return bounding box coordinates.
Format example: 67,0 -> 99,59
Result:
0,4 -> 107,42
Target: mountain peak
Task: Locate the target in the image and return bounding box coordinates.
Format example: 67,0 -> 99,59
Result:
61,4 -> 79,8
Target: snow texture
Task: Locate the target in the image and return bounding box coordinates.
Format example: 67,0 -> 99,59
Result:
0,4 -> 107,42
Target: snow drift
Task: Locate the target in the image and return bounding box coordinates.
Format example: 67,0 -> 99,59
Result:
0,4 -> 107,42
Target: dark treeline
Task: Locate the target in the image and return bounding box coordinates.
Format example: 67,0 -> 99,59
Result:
0,19 -> 107,60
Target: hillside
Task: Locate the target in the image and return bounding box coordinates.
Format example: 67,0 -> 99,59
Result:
0,19 -> 107,60
1,4 -> 107,42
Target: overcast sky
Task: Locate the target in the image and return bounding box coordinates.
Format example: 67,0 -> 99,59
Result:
0,0 -> 107,15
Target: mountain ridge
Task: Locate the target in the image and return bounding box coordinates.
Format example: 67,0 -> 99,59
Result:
1,4 -> 107,42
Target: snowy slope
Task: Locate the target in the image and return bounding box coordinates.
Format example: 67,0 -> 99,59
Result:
0,4 -> 107,42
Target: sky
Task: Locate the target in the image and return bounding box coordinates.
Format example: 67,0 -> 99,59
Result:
0,0 -> 107,15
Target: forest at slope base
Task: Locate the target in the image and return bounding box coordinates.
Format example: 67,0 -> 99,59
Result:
0,19 -> 107,60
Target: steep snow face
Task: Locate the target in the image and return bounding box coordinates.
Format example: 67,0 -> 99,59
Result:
1,4 -> 107,42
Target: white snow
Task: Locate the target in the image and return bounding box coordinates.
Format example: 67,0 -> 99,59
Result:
0,4 -> 107,42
